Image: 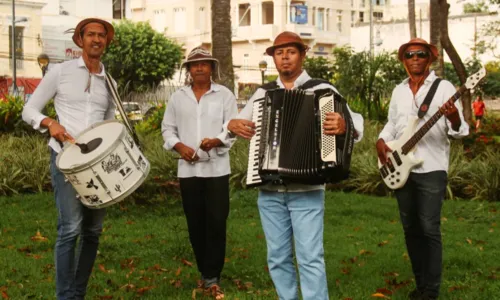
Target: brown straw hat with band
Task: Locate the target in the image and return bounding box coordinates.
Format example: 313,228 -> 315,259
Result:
180,47 -> 221,81
398,38 -> 438,62
265,31 -> 310,56
72,18 -> 115,48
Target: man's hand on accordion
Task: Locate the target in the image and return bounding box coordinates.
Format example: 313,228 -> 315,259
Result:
227,119 -> 256,140
323,112 -> 346,136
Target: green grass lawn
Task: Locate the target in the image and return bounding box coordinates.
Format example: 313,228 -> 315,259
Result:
1,191 -> 499,299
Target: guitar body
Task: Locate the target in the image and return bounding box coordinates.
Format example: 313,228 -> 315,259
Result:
378,117 -> 423,189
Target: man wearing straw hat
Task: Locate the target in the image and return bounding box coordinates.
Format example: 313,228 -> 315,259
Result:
227,31 -> 364,299
376,38 -> 468,300
22,18 -> 116,299
162,46 -> 238,299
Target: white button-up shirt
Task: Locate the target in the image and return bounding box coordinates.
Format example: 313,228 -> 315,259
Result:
162,83 -> 238,178
22,57 -> 116,153
378,71 -> 469,173
236,71 -> 365,192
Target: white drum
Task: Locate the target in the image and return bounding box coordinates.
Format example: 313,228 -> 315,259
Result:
56,120 -> 150,209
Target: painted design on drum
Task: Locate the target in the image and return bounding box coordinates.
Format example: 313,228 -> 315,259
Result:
86,178 -> 99,190
84,194 -> 102,205
126,135 -> 134,149
137,156 -> 147,170
101,153 -> 124,174
114,184 -> 122,193
119,166 -> 133,179
95,175 -> 108,190
67,175 -> 82,185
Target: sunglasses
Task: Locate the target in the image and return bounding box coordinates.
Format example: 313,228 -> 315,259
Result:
404,50 -> 430,59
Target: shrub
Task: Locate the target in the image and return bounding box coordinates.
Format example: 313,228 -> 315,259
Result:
0,95 -> 56,135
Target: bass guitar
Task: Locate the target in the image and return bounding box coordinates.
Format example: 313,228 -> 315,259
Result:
379,67 -> 486,189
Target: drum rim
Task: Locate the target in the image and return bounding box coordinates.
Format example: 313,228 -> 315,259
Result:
56,120 -> 127,173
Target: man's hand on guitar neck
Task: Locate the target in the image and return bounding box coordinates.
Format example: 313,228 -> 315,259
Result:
376,138 -> 392,164
440,99 -> 461,131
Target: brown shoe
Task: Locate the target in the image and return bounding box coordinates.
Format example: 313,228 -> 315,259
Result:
205,284 -> 224,299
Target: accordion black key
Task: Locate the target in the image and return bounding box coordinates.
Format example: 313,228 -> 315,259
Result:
246,88 -> 355,188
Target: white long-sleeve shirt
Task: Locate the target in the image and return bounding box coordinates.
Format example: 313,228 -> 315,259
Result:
378,71 -> 469,173
162,83 -> 238,178
22,57 -> 116,153
236,70 -> 365,192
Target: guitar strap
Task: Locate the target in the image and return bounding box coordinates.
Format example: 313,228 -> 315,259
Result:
418,78 -> 442,118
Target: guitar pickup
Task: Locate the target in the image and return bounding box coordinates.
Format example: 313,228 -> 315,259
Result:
392,151 -> 403,166
387,159 -> 396,173
379,166 -> 389,178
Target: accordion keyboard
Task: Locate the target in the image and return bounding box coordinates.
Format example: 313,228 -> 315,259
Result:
246,99 -> 264,187
319,94 -> 337,162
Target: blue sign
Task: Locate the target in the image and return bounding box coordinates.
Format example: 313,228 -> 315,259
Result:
291,5 -> 308,24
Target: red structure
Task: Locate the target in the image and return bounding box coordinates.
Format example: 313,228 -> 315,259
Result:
0,77 -> 41,101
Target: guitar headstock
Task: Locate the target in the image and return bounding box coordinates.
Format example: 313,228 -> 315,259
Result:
465,66 -> 486,90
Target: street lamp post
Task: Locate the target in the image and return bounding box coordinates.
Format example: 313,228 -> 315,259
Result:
37,54 -> 50,76
259,60 -> 268,85
11,0 -> 17,93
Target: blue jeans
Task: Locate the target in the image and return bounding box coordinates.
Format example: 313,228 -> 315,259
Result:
50,150 -> 106,300
258,189 -> 328,300
395,171 -> 447,299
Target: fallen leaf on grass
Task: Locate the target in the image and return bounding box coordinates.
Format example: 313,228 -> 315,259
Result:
378,240 -> 389,247
120,283 -> 135,291
182,259 -> 193,266
383,272 -> 399,277
99,264 -> 112,274
359,249 -> 374,255
1,291 -> 8,299
31,230 -> 48,242
449,286 -> 464,292
371,293 -> 389,298
126,220 -> 135,225
137,286 -> 155,294
175,267 -> 182,276
169,279 -> 182,288
376,287 -> 393,295
466,238 -> 472,245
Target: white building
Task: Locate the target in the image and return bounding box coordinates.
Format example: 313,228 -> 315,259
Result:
129,0 -> 353,84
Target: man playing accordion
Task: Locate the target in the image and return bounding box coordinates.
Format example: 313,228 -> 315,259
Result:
227,31 -> 364,299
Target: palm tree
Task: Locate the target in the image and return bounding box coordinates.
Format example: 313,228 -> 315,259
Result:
211,0 -> 235,93
408,0 -> 417,38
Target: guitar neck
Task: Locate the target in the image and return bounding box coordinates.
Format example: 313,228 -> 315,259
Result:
401,86 -> 467,155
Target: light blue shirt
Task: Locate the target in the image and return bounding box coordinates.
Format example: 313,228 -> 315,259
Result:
162,83 -> 238,178
22,56 -> 116,153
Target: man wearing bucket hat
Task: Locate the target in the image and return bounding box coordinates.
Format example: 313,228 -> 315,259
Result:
227,31 -> 364,299
376,38 -> 468,300
162,46 -> 238,299
22,18 -> 116,299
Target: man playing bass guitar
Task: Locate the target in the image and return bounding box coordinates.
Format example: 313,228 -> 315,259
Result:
376,38 -> 469,300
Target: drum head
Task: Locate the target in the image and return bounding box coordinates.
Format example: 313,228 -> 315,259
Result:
57,121 -> 125,171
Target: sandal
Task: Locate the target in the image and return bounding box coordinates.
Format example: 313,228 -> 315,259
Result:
205,284 -> 224,299
196,279 -> 205,289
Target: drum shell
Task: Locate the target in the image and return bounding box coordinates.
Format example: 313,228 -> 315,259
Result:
56,120 -> 150,209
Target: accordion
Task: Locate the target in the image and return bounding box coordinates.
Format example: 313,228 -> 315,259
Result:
246,88 -> 355,188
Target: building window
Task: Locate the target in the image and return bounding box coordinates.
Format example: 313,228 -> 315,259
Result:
359,11 -> 364,23
197,7 -> 206,30
375,0 -> 385,5
173,7 -> 186,33
316,8 -> 324,30
361,0 -> 365,8
9,26 -> 24,69
337,10 -> 342,32
154,9 -> 166,33
373,11 -> 383,21
351,11 -> 355,25
262,1 -> 274,24
239,3 -> 251,26
113,0 -> 125,19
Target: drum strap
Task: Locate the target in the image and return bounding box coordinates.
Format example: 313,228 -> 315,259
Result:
105,73 -> 142,149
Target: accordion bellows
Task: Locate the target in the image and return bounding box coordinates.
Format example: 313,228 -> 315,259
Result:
246,88 -> 355,188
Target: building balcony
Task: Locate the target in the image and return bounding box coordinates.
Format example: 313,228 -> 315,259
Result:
232,24 -> 279,42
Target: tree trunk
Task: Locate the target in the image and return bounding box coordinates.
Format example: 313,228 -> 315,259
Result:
438,0 -> 473,123
211,0 -> 235,93
408,0 -> 417,38
429,0 -> 444,77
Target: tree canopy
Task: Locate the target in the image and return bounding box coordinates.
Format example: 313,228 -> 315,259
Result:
102,20 -> 183,93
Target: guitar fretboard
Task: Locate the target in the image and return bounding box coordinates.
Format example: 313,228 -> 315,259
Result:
401,86 -> 467,155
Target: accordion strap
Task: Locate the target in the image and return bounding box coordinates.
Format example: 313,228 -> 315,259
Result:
105,73 -> 142,149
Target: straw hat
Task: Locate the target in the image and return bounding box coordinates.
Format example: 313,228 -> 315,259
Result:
397,38 -> 438,62
72,18 -> 115,48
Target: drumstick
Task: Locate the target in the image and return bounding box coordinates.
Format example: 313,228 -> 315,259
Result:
191,140 -> 203,159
